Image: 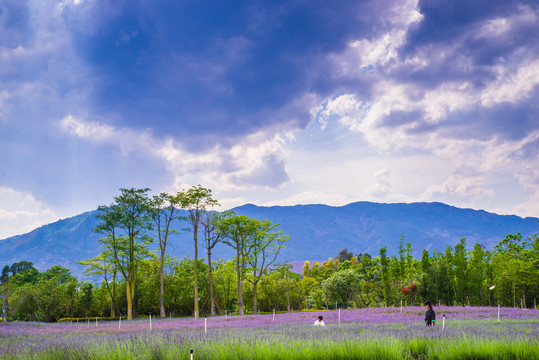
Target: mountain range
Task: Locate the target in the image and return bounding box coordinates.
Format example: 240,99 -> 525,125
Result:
1,201 -> 538,278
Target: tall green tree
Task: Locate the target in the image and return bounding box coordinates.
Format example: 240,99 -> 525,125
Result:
274,262 -> 298,312
150,192 -> 183,318
80,282 -> 94,315
493,233 -> 538,308
212,259 -> 237,312
246,219 -> 288,314
468,243 -> 486,305
94,188 -> 153,320
200,211 -> 231,316
379,246 -> 391,306
78,251 -> 119,317
398,234 -> 406,283
405,242 -> 414,281
419,249 -> 431,301
179,185 -> 219,318
443,245 -> 456,304
321,269 -> 361,308
221,214 -> 257,315
454,238 -> 468,307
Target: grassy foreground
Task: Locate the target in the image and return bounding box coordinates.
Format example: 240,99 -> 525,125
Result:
0,307 -> 537,359
3,336 -> 538,360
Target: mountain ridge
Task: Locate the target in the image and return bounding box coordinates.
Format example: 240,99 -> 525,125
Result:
1,201 -> 538,278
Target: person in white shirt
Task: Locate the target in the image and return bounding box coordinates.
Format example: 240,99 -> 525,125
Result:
313,315 -> 325,326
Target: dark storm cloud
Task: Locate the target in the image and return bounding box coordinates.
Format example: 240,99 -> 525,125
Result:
361,0 -> 539,153
60,0 -> 383,148
398,0 -> 539,84
405,0 -> 538,50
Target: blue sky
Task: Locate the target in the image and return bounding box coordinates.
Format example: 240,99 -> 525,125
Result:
1,0 -> 538,239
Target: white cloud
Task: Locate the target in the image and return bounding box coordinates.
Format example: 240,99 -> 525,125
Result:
480,58 -> 539,107
475,5 -> 538,40
60,115 -> 290,192
420,175 -> 494,201
316,94 -> 371,130
0,187 -> 59,239
328,0 -> 423,76
61,115 -> 155,156
362,168 -> 393,199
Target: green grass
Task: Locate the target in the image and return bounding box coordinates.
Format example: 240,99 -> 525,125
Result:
5,336 -> 537,360
1,318 -> 537,360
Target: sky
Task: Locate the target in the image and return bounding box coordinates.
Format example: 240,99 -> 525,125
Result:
1,0 -> 538,240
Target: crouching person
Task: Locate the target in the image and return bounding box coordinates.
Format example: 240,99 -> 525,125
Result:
314,315 -> 325,326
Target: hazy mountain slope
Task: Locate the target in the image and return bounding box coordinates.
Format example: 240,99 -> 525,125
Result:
0,202 -> 537,278
233,202 -> 538,258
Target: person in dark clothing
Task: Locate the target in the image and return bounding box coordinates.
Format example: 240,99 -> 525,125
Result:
424,300 -> 436,326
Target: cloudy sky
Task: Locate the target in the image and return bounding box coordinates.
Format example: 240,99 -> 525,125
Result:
1,0 -> 538,239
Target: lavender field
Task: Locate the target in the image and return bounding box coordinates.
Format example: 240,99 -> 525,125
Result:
0,306 -> 537,359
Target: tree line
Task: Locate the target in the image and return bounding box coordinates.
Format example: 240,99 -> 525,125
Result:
303,233 -> 537,310
1,186 -> 289,321
0,187 -> 537,322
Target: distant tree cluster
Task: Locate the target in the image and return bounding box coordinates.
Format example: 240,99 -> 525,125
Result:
1,188 -> 537,322
302,234 -> 538,309
1,261 -> 79,322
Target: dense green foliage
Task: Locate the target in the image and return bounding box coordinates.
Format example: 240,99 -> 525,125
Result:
0,187 -> 537,322
303,234 -> 538,310
1,233 -> 536,321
